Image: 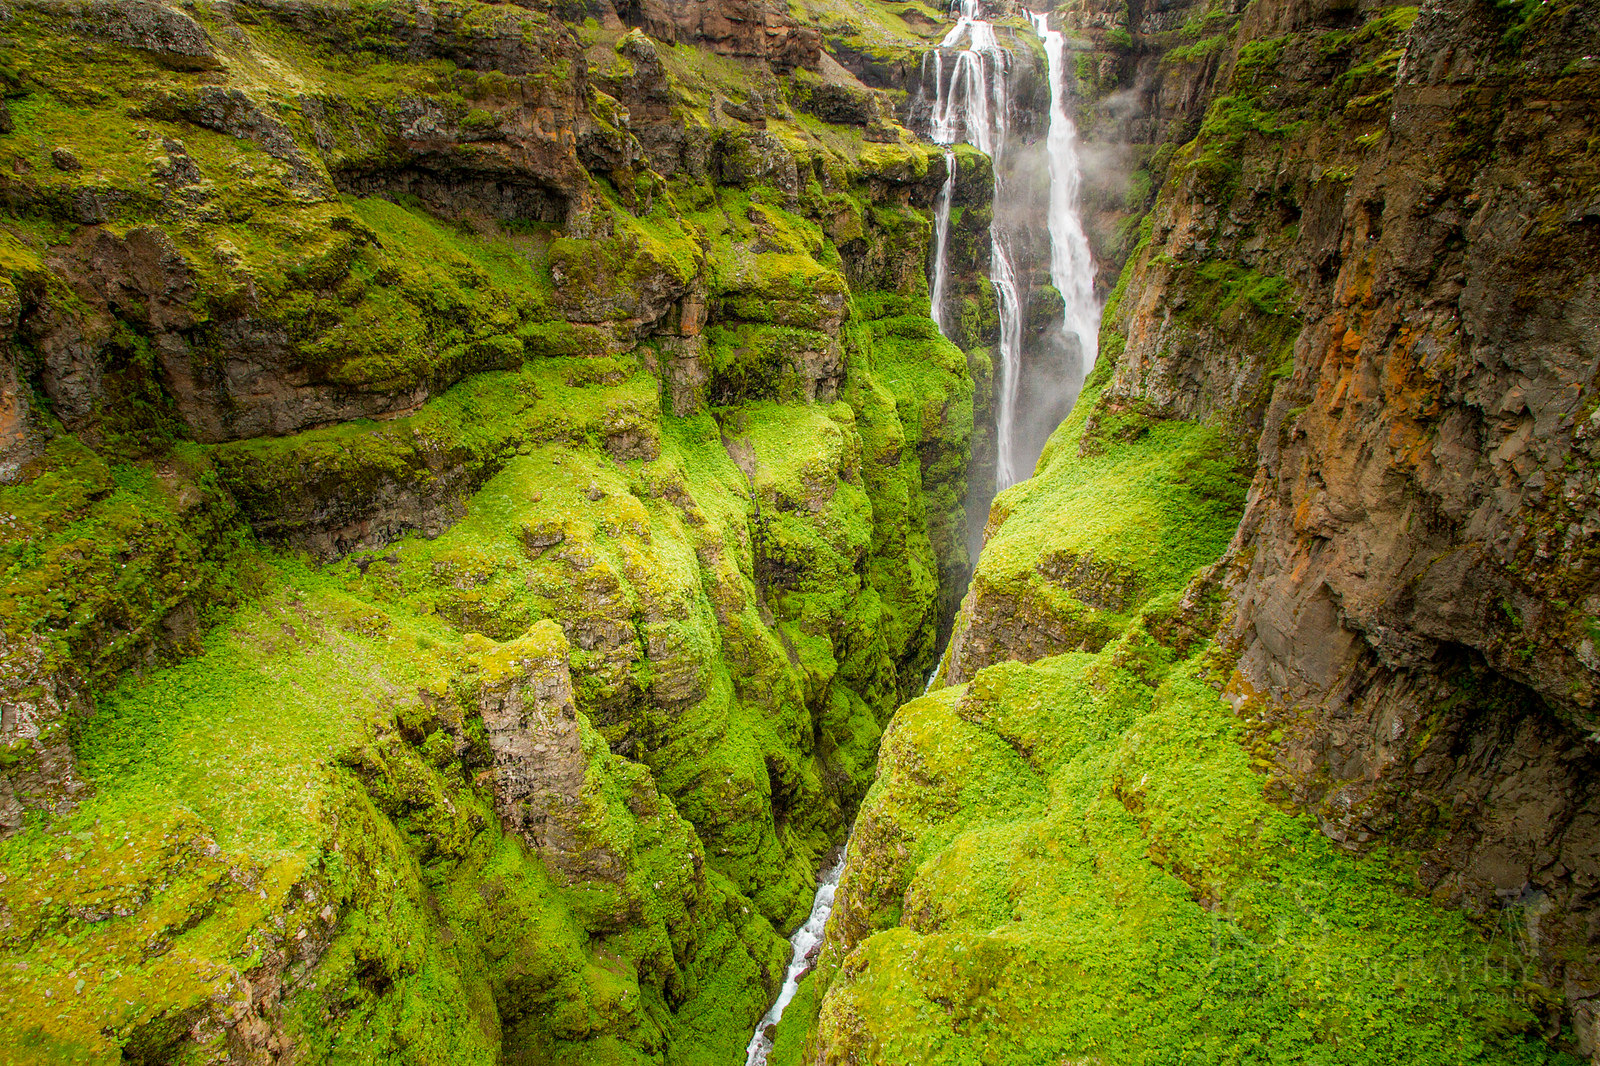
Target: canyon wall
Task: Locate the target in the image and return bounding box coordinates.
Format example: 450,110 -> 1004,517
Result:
793,0 -> 1600,1062
0,0 -> 1595,1062
0,0 -> 995,1060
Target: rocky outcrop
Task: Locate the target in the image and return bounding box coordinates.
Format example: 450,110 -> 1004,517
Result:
0,635 -> 90,834
618,0 -> 822,70
1205,0 -> 1600,1042
474,622 -> 627,883
64,0 -> 223,71
927,0 -> 1600,1052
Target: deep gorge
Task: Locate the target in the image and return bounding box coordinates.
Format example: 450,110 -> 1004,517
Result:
0,0 -> 1595,1064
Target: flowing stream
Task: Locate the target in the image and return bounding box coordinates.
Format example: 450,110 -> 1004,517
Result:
743,7 -> 1105,1055
743,853 -> 846,1065
929,147 -> 956,337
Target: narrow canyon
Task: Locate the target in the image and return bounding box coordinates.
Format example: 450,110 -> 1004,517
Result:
0,0 -> 1594,1063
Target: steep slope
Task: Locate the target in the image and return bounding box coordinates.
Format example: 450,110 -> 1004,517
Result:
785,0 -> 1600,1061
0,0 -> 990,1061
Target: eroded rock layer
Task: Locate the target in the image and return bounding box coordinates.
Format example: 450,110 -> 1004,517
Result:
791,0 -> 1599,1062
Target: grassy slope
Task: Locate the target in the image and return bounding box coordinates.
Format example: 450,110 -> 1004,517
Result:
770,360 -> 1569,1062
0,6 -> 976,1066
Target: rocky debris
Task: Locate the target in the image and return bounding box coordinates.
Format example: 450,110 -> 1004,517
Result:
0,634 -> 91,837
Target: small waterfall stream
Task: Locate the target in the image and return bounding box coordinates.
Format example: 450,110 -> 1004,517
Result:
741,7 -> 1104,1055
743,853 -> 846,1066
929,148 -> 956,337
925,1 -> 1099,490
925,0 -> 1027,490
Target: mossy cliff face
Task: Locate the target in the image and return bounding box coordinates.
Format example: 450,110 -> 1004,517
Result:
0,0 -> 993,1061
780,0 -> 1600,1062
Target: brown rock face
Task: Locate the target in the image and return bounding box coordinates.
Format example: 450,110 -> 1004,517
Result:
1209,1 -> 1600,1039
472,621 -> 625,884
619,0 -> 822,71
0,634 -> 91,835
946,0 -> 1599,1044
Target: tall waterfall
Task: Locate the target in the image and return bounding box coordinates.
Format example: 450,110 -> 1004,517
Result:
1031,10 -> 1100,377
925,1 -> 1100,490
929,148 -> 955,337
926,0 -> 1027,488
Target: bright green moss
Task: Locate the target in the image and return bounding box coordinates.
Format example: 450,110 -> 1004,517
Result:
0,6 -> 982,1060
810,634 -> 1568,1064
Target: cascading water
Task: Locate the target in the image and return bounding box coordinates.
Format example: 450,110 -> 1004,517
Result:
743,13 -> 1105,1052
929,147 -> 955,337
925,0 -> 1028,489
743,853 -> 846,1066
1030,10 -> 1100,377
925,1 -> 1100,490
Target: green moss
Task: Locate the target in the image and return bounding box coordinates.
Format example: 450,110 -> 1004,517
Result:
1166,34 -> 1228,64
1179,95 -> 1306,198
0,5 -> 985,1061
947,368 -> 1250,664
810,640 -> 1564,1064
0,433 -> 253,690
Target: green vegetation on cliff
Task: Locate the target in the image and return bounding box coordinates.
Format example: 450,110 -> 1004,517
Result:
780,356 -> 1569,1065
0,1 -> 983,1062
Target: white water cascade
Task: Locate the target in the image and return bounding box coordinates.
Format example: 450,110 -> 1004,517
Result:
1030,9 -> 1100,377
925,2 -> 1102,489
926,0 -> 1028,489
929,148 -> 956,337
743,853 -> 846,1066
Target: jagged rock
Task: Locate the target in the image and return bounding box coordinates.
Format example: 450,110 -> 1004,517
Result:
0,634 -> 91,836
625,0 -> 820,70
794,77 -> 881,127
57,0 -> 222,71
135,86 -> 333,199
471,621 -> 625,884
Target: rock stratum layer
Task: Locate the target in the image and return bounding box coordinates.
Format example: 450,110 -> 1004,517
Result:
782,0 -> 1600,1064
0,0 -> 993,1060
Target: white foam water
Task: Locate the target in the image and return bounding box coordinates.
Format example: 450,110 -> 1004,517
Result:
926,0 -> 1026,489
1030,9 -> 1100,380
743,853 -> 846,1066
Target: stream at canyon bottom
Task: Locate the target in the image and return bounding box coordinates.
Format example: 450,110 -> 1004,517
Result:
742,852 -> 847,1065
742,3 -> 1102,1056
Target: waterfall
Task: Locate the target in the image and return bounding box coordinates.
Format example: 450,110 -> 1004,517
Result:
926,0 -> 1026,489
929,149 -> 955,336
1031,10 -> 1100,378
990,249 -> 1024,487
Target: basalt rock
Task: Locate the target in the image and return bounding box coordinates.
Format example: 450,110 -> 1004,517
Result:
620,0 -> 822,71
933,0 -> 1600,1050
473,622 -> 626,884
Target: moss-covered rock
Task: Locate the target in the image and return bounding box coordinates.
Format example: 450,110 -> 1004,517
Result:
0,4 -> 984,1064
